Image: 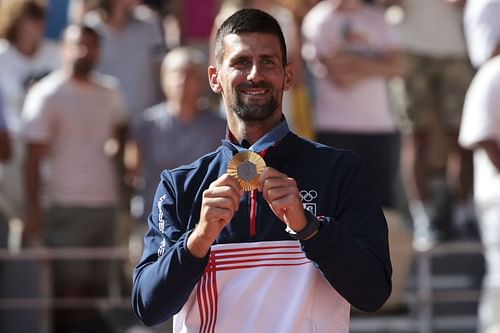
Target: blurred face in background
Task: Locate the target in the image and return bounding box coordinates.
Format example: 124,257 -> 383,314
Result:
62,26 -> 100,78
0,0 -> 47,52
16,12 -> 45,47
161,50 -> 206,110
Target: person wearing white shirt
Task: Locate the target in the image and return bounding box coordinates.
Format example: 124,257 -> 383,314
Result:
464,0 -> 500,68
0,0 -> 59,224
391,0 -> 475,249
23,24 -> 127,333
460,53 -> 500,333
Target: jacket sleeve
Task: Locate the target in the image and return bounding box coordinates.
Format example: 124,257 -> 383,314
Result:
131,171 -> 208,326
301,154 -> 392,312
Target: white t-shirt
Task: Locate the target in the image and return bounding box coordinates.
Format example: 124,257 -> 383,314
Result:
464,0 -> 500,68
23,71 -> 127,207
84,10 -> 165,125
0,40 -> 59,134
459,55 -> 500,208
302,2 -> 398,133
393,0 -> 467,57
0,40 -> 59,217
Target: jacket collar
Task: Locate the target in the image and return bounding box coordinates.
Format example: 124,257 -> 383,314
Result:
222,118 -> 290,155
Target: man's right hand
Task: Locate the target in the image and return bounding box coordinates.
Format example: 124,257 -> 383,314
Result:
187,174 -> 244,258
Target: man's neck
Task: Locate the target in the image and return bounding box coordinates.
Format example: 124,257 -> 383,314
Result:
227,111 -> 282,146
66,67 -> 92,84
71,75 -> 92,85
106,7 -> 130,30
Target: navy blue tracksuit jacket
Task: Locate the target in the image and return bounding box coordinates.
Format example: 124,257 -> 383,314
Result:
132,129 -> 392,327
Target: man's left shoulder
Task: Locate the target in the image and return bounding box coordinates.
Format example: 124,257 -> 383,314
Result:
292,134 -> 356,162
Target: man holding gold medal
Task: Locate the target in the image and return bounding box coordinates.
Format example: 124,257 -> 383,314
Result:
132,8 -> 392,333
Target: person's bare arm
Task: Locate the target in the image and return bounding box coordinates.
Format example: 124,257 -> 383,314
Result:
124,139 -> 141,189
476,139 -> 500,171
322,49 -> 404,88
24,142 -> 47,244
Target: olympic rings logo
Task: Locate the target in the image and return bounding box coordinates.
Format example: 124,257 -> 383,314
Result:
299,190 -> 318,202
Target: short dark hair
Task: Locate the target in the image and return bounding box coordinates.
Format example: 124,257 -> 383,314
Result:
80,25 -> 101,45
214,8 -> 287,66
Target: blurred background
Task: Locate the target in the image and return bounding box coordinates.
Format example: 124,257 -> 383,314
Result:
0,0 -> 498,332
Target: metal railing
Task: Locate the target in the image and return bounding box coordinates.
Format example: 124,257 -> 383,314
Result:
0,240 -> 485,333
415,240 -> 484,333
0,246 -> 132,333
351,240 -> 484,333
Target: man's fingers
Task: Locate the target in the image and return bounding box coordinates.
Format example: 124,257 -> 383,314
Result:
260,176 -> 297,195
203,205 -> 235,224
204,185 -> 242,211
210,173 -> 244,196
258,167 -> 288,191
259,167 -> 299,205
269,195 -> 293,210
262,186 -> 294,204
203,194 -> 240,212
199,173 -> 245,230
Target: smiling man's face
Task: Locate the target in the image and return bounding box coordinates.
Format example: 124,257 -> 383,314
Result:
215,32 -> 292,122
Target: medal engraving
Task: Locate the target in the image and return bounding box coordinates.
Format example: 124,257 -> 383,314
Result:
237,161 -> 257,181
227,151 -> 266,191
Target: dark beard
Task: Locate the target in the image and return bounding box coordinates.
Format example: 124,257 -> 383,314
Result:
231,82 -> 280,121
73,60 -> 94,78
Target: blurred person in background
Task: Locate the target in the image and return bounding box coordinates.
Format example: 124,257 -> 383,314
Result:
301,0 -> 409,310
71,0 -> 181,51
138,0 -> 181,50
83,0 -> 166,126
0,0 -> 59,231
390,0 -> 475,249
302,0 -> 403,214
464,0 -> 500,69
461,2 -> 500,332
128,46 -> 225,227
172,0 -> 222,49
22,24 -> 127,333
459,51 -> 500,333
83,0 -> 168,254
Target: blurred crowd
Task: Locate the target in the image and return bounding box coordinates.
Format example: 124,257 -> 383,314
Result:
0,0 -> 499,332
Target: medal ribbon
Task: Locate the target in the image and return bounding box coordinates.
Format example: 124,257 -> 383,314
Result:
249,148 -> 268,236
224,119 -> 289,237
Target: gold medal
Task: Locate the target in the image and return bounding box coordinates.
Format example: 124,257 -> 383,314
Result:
227,151 -> 266,191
